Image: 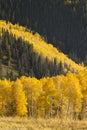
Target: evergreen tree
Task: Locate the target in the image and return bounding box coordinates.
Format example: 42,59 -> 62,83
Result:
0,60 -> 2,79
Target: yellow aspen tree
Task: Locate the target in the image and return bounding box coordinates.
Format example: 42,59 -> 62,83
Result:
0,79 -> 12,115
12,79 -> 27,116
39,77 -> 58,118
77,70 -> 87,119
37,77 -> 47,118
77,70 -> 87,102
66,72 -> 82,119
53,75 -> 67,118
20,76 -> 42,117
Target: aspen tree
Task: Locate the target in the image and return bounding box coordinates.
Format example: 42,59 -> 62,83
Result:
12,79 -> 27,116
66,73 -> 82,119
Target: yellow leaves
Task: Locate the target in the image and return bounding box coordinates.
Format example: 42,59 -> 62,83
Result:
42,78 -> 57,96
0,71 -> 87,117
12,79 -> 27,116
21,76 -> 42,101
77,70 -> 87,101
0,79 -> 12,100
0,79 -> 12,115
66,74 -> 81,98
65,73 -> 83,113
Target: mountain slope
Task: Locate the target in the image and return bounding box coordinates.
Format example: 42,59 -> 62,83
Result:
0,0 -> 86,63
0,20 -> 84,78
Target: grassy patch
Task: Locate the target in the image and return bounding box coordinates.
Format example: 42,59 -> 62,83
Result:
0,117 -> 87,130
1,64 -> 18,79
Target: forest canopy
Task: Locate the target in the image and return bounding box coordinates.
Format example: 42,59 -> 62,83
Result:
0,70 -> 87,119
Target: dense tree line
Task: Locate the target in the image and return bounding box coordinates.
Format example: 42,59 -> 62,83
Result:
0,30 -> 69,79
0,70 -> 87,120
0,0 -> 87,63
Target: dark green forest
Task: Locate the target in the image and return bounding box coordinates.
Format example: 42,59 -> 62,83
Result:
0,0 -> 87,64
0,30 -> 68,80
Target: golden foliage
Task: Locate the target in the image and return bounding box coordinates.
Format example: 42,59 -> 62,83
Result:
0,70 -> 87,119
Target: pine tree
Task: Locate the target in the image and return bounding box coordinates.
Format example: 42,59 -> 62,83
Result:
0,60 -> 2,79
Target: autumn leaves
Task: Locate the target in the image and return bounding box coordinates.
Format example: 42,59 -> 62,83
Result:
0,70 -> 87,119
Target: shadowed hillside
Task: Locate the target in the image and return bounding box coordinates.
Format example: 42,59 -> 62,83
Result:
0,21 -> 84,80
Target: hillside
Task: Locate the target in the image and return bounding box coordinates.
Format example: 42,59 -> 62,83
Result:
0,20 -> 85,79
0,0 -> 86,63
0,21 -> 87,121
